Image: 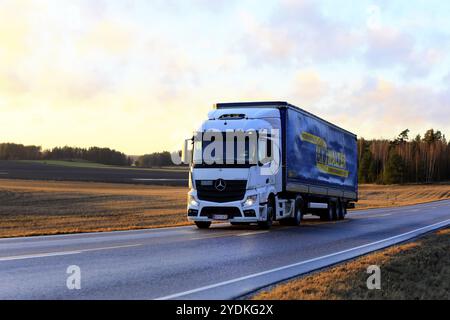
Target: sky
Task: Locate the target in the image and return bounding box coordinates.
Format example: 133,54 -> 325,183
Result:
0,0 -> 449,155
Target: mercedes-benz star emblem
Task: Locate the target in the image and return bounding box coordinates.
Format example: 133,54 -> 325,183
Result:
214,179 -> 226,192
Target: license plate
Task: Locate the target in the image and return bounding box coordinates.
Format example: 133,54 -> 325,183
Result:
212,214 -> 228,220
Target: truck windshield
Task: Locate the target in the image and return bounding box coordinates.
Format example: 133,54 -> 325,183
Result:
193,131 -> 261,168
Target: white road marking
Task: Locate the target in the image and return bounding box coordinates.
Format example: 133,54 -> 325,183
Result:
352,213 -> 392,219
189,234 -> 239,241
349,210 -> 395,216
188,230 -> 270,240
0,251 -> 80,261
236,231 -> 269,237
132,178 -> 188,181
0,243 -> 142,262
156,218 -> 450,300
0,225 -> 198,242
80,243 -> 142,252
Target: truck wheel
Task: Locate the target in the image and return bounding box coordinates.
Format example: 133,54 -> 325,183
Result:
280,198 -> 303,226
292,198 -> 303,226
258,199 -> 274,229
321,202 -> 334,221
195,221 -> 211,229
337,201 -> 345,220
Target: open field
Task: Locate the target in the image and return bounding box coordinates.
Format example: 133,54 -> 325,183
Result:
0,179 -> 449,238
19,160 -> 127,169
19,160 -> 187,171
0,160 -> 188,186
253,227 -> 450,300
0,179 -> 187,238
357,184 -> 450,209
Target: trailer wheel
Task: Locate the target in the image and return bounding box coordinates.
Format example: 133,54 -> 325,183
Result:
195,221 -> 211,229
258,198 -> 274,229
337,201 -> 345,220
321,202 -> 335,221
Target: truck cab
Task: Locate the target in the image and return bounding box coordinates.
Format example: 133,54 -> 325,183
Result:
186,106 -> 283,229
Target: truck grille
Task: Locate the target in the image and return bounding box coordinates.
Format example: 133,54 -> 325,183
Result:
196,180 -> 247,203
200,207 -> 242,218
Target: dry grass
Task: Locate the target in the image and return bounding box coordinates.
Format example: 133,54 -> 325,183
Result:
0,179 -> 449,238
253,227 -> 450,300
0,179 -> 187,238
356,183 -> 450,210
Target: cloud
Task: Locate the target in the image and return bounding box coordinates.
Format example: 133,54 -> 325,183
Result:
364,26 -> 444,77
239,1 -> 447,80
285,72 -> 450,140
239,0 -> 361,66
290,70 -> 328,105
340,77 -> 450,138
364,27 -> 414,68
366,4 -> 382,30
0,0 -> 203,108
404,48 -> 444,78
444,73 -> 450,86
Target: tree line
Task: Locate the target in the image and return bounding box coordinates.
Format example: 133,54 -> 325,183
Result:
0,143 -> 42,160
135,151 -> 176,167
358,129 -> 450,184
0,143 -> 132,166
2,129 -> 449,183
0,143 -> 179,168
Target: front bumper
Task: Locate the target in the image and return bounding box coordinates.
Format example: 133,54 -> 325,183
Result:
187,190 -> 265,223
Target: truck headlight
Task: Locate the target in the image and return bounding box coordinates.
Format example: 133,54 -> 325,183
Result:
188,194 -> 199,207
243,195 -> 257,207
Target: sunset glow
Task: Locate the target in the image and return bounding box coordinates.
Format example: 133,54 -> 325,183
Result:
1,0 -> 449,154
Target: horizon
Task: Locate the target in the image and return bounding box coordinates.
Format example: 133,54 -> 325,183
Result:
1,0 -> 449,154
1,125 -> 448,157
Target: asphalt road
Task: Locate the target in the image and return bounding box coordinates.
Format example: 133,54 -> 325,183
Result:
0,200 -> 449,300
0,161 -> 188,186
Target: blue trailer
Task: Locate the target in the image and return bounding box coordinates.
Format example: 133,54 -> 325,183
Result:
184,101 -> 358,229
283,105 -> 358,201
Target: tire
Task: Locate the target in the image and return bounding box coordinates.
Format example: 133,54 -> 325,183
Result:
195,221 -> 211,229
280,198 -> 303,226
258,198 -> 274,229
331,202 -> 338,220
320,202 -> 335,221
337,201 -> 345,220
292,197 -> 303,226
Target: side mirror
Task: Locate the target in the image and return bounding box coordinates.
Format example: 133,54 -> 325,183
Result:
182,139 -> 192,164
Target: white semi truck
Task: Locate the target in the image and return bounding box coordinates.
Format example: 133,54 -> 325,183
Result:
182,101 -> 358,229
